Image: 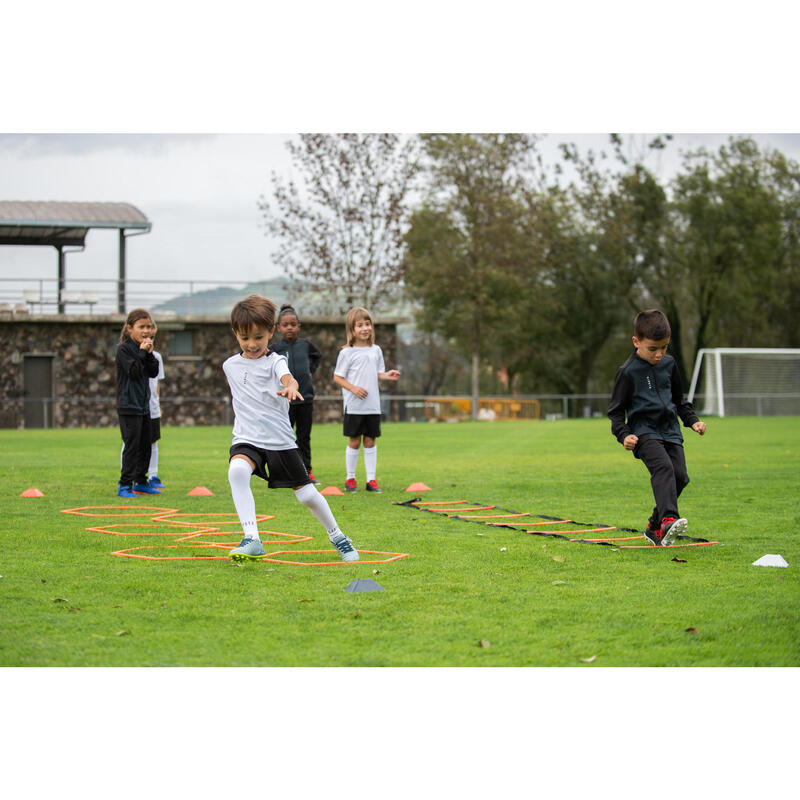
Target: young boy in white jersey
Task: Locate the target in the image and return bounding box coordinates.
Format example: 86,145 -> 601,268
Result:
223,294 -> 358,562
333,306 -> 400,493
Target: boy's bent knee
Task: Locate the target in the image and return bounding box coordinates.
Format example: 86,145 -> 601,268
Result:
228,456 -> 254,484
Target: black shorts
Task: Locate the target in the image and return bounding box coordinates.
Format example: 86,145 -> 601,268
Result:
150,417 -> 161,443
343,413 -> 381,438
229,443 -> 311,488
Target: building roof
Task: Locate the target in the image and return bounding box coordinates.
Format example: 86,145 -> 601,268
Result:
0,201 -> 150,247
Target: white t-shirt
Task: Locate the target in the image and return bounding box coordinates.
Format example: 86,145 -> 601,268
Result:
222,351 -> 297,450
148,351 -> 165,419
334,344 -> 386,415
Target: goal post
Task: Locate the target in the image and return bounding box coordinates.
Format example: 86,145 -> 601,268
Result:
688,348 -> 800,417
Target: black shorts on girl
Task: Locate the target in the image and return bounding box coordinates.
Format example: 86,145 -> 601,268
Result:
343,412 -> 381,438
150,417 -> 161,443
229,443 -> 311,488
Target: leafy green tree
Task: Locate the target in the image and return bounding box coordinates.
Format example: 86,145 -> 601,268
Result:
258,134 -> 420,313
663,137 -> 796,379
531,139 -> 671,395
403,134 -> 536,417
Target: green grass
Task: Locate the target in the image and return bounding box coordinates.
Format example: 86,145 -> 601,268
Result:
1,418 -> 798,666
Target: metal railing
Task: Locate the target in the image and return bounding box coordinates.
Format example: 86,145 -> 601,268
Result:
0,277 -> 283,316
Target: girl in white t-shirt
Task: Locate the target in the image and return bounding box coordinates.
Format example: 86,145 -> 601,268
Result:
333,306 -> 400,493
224,294 -> 358,562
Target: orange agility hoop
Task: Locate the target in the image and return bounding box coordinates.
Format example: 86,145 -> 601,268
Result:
149,511 -> 275,526
259,549 -> 410,566
61,505 -> 180,517
174,529 -> 314,544
85,523 -> 220,537
110,544 -> 232,560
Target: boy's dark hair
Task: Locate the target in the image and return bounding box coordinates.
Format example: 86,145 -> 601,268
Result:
231,294 -> 277,334
278,304 -> 298,322
634,309 -> 671,341
119,308 -> 152,343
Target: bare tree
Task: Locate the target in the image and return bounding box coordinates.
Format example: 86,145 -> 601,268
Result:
258,134 -> 420,313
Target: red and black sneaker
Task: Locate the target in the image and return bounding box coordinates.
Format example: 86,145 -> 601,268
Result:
365,480 -> 382,493
643,524 -> 665,546
344,478 -> 358,492
659,516 -> 688,546
307,469 -> 320,485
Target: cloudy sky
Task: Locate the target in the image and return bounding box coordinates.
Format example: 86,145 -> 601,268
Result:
3,132 -> 799,300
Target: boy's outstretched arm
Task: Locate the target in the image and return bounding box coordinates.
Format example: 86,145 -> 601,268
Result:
278,373 -> 304,403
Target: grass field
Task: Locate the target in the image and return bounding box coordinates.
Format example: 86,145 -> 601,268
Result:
1,417 -> 798,667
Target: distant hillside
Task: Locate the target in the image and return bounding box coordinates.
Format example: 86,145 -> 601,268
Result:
153,278 -> 292,315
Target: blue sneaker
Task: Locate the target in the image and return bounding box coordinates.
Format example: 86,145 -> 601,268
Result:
330,532 -> 359,562
229,537 -> 266,562
147,475 -> 165,489
117,483 -> 137,499
133,482 -> 161,495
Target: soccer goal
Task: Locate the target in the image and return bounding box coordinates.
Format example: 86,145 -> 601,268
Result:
687,348 -> 800,417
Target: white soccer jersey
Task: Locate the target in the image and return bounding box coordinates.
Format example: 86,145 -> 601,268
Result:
334,344 -> 386,414
148,351 -> 165,419
223,351 -> 297,450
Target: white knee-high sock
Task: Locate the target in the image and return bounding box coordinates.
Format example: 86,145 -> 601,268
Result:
363,445 -> 377,482
345,446 -> 359,480
228,458 -> 260,541
148,442 -> 159,476
294,483 -> 342,541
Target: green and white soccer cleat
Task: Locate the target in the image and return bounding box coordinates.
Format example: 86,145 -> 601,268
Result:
229,537 -> 266,562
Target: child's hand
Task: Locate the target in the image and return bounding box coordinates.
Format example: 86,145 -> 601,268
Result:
382,369 -> 401,381
351,384 -> 368,399
278,386 -> 304,402
692,421 -> 706,435
623,434 -> 638,451
140,338 -> 153,352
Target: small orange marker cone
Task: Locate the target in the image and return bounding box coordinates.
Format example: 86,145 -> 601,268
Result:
20,488 -> 45,497
405,482 -> 431,492
187,486 -> 214,496
320,485 -> 344,495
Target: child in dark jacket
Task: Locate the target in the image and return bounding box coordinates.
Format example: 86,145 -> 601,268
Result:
116,308 -> 161,498
270,304 -> 322,484
608,309 -> 707,546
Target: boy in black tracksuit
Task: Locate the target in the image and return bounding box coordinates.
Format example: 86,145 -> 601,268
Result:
270,304 -> 322,483
608,309 -> 707,546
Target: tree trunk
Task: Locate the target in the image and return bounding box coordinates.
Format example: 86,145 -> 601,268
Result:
471,345 -> 480,421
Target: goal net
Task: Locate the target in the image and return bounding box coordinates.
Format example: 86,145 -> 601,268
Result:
688,348 -> 800,417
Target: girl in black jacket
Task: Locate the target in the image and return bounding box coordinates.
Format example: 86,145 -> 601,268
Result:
116,308 -> 161,498
271,304 -> 322,483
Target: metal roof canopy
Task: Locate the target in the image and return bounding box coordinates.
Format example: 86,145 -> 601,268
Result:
0,201 -> 151,313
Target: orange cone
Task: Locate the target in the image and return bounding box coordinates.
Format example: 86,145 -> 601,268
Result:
405,482 -> 431,492
20,488 -> 45,497
321,485 -> 344,495
187,486 -> 214,496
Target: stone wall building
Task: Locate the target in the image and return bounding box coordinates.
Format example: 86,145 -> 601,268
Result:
0,313 -> 402,429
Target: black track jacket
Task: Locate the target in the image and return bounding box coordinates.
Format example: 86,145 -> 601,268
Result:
608,351 -> 699,445
270,337 -> 321,405
116,337 -> 159,415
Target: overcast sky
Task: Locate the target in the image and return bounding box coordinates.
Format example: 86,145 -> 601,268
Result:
3,132 -> 800,296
